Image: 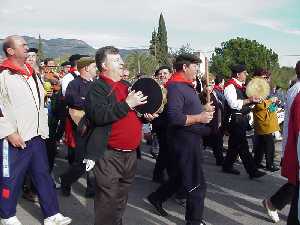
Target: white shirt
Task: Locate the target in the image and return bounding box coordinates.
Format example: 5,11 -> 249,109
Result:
224,78 -> 244,110
61,71 -> 80,96
281,80 -> 300,157
0,70 -> 48,141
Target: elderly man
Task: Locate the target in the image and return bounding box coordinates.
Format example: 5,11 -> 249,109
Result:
0,35 -> 71,225
84,46 -> 155,225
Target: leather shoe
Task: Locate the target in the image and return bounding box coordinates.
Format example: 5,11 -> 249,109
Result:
147,193 -> 168,217
222,168 -> 240,175
266,166 -> 280,172
249,170 -> 266,179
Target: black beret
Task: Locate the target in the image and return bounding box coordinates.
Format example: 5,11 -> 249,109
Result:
231,64 -> 246,74
155,65 -> 172,76
61,61 -> 71,67
69,54 -> 89,62
28,48 -> 38,53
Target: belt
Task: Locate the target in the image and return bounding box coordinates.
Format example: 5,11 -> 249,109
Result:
233,112 -> 243,115
109,148 -> 134,152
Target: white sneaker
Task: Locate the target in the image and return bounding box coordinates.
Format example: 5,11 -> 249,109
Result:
262,199 -> 280,223
44,213 -> 71,225
0,216 -> 22,225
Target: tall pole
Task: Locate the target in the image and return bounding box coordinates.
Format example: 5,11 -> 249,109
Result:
205,57 -> 210,103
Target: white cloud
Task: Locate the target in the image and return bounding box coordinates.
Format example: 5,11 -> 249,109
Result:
246,18 -> 300,36
1,0 -> 298,66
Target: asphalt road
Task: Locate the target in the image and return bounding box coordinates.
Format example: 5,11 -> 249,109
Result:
15,140 -> 289,225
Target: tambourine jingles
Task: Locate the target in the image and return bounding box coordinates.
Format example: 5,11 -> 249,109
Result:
131,77 -> 166,114
246,77 -> 270,99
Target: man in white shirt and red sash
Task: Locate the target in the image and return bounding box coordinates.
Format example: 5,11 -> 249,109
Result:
0,35 -> 71,225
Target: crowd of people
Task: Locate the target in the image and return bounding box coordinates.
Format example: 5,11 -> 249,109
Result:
0,34 -> 300,225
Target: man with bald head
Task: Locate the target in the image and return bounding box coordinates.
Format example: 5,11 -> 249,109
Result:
0,36 -> 71,225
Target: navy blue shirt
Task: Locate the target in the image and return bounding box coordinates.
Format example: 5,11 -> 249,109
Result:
167,82 -> 210,136
65,76 -> 92,110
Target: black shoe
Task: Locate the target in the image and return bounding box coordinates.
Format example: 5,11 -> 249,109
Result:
152,174 -> 165,184
222,168 -> 240,175
60,179 -> 71,197
22,191 -> 38,203
256,164 -> 265,169
249,170 -> 266,179
216,159 -> 224,166
147,193 -> 168,217
187,221 -> 206,225
266,166 -> 280,172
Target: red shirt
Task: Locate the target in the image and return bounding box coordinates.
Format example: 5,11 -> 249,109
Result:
100,75 -> 142,151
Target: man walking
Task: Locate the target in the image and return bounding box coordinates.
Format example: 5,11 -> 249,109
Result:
84,46 -> 155,225
0,35 -> 71,225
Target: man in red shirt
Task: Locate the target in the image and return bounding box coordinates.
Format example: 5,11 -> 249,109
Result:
84,46 -> 155,225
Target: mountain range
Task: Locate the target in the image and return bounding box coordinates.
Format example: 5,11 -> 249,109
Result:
0,36 -> 146,59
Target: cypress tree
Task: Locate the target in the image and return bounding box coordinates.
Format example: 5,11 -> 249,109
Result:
149,28 -> 158,59
37,34 -> 44,61
157,13 -> 169,66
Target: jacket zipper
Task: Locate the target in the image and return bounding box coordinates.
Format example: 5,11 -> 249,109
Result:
22,75 -> 41,135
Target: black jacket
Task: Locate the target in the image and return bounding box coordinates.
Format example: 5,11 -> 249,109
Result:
84,79 -> 131,161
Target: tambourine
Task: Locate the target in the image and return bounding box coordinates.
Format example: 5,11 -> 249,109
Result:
246,77 -> 270,99
131,77 -> 166,114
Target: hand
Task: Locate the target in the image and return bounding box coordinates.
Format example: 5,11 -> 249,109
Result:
83,159 -> 95,172
45,89 -> 53,97
270,97 -> 278,103
126,90 -> 148,109
7,132 -> 26,149
203,102 -> 215,112
198,111 -> 214,124
144,113 -> 159,121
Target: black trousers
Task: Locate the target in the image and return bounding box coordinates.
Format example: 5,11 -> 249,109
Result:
94,150 -> 137,225
153,130 -> 172,180
45,138 -> 57,173
152,138 -> 206,225
287,184 -> 300,225
253,134 -> 276,168
270,182 -> 295,210
60,132 -> 95,192
204,129 -> 224,165
223,115 -> 257,175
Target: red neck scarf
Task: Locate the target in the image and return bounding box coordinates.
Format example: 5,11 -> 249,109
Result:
165,72 -> 194,88
69,67 -> 77,73
214,84 -> 223,92
0,58 -> 34,79
224,78 -> 245,90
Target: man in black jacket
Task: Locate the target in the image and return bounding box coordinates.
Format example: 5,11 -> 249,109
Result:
84,46 -> 156,225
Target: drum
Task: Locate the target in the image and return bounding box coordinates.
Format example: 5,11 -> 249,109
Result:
131,77 -> 165,114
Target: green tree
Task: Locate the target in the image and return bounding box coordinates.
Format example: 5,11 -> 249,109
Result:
170,43 -> 195,58
210,37 -> 279,79
37,34 -> 45,62
125,51 -> 158,78
149,28 -> 158,58
156,13 -> 169,66
271,66 -> 295,89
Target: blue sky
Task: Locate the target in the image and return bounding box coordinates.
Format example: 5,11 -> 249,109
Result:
1,0 -> 299,67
